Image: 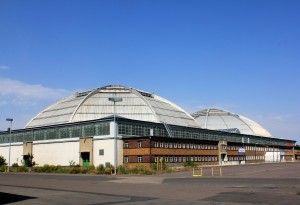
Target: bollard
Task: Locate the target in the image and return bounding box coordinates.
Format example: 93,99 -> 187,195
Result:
211,166 -> 222,177
192,167 -> 203,177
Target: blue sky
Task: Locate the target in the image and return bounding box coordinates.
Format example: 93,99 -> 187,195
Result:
0,0 -> 299,142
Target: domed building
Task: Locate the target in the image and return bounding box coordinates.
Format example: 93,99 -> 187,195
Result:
0,85 -> 297,169
26,85 -> 199,128
192,108 -> 272,138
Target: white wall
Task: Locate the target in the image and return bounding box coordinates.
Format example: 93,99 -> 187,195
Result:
93,139 -> 114,166
265,151 -> 280,162
93,121 -> 123,167
93,139 -> 123,167
33,140 -> 79,166
0,143 -> 23,165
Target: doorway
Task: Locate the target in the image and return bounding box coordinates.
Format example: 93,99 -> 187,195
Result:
81,152 -> 90,166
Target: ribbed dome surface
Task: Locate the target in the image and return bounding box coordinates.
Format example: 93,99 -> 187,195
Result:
192,108 -> 272,137
26,85 -> 199,128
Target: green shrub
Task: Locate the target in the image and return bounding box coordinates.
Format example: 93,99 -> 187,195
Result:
0,156 -> 7,166
97,164 -> 105,174
0,165 -> 6,172
69,160 -> 76,167
15,166 -> 28,172
104,168 -> 112,174
22,153 -> 36,167
70,166 -> 81,174
117,165 -> 129,174
12,163 -> 19,167
183,159 -> 198,168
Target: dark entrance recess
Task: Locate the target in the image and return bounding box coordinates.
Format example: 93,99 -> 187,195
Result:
221,154 -> 226,161
81,152 -> 90,166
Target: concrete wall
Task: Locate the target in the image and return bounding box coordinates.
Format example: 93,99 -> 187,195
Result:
23,142 -> 32,155
0,143 -> 23,165
265,151 -> 280,162
93,139 -> 123,167
33,140 -> 79,166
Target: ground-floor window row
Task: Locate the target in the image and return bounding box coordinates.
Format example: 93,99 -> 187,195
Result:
227,145 -> 289,152
228,155 -> 265,161
124,155 -> 219,163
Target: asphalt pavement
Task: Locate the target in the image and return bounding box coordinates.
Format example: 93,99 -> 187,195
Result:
0,162 -> 300,205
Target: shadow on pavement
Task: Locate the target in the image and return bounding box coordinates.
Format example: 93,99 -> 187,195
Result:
0,192 -> 36,204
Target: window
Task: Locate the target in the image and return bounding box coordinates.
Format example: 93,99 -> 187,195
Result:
182,144 -> 186,149
124,142 -> 129,148
165,157 -> 168,162
124,156 -> 129,163
174,143 -> 178,148
169,157 -> 173,162
155,157 -> 158,162
178,143 -> 182,148
154,142 -> 159,148
138,156 -> 142,163
198,144 -> 201,149
174,157 -> 177,162
160,142 -> 164,148
169,143 -> 173,148
99,149 -> 104,156
164,142 -> 168,148
186,144 -> 189,149
138,141 -> 142,148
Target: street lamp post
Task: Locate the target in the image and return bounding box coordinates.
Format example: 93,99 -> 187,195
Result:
6,118 -> 13,173
255,143 -> 257,163
108,97 -> 122,174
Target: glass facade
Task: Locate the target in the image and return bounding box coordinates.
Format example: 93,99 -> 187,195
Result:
0,117 -> 295,147
0,122 -> 110,144
118,120 -> 295,147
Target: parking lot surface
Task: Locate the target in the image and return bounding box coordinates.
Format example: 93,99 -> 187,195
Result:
1,162 -> 300,204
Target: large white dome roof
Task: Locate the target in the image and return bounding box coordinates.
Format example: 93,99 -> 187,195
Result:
26,85 -> 199,128
192,108 -> 272,138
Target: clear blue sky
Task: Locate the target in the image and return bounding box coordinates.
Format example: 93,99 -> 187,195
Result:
0,0 -> 299,142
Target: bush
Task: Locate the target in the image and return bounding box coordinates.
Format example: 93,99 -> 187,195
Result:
104,168 -> 112,174
183,161 -> 198,168
22,154 -> 36,167
117,165 -> 129,174
0,155 -> 7,166
12,163 -> 19,167
97,164 -> 105,174
70,166 -> 81,174
0,166 -> 6,172
13,166 -> 28,172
